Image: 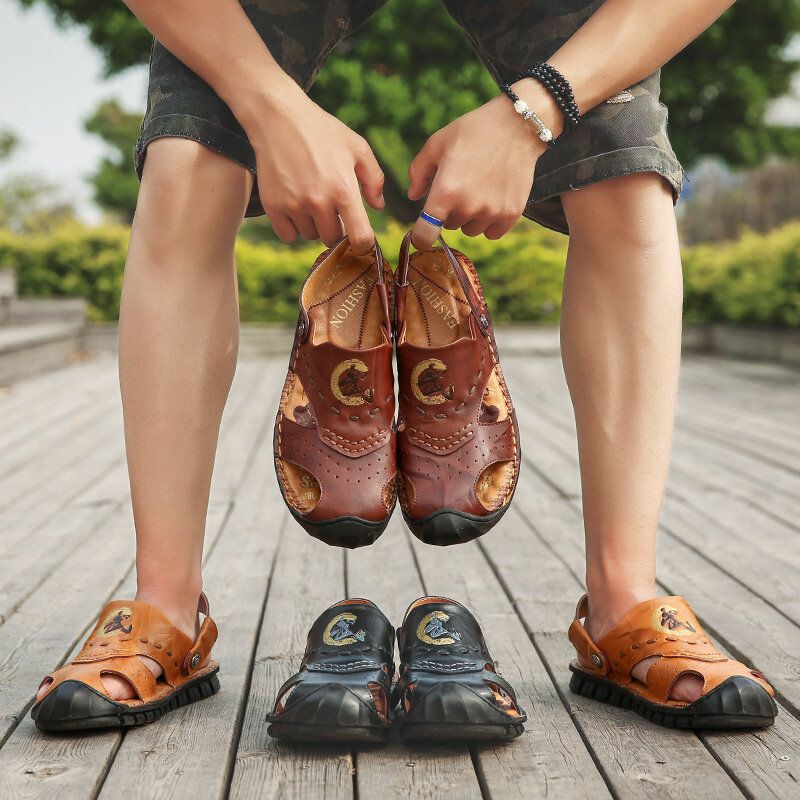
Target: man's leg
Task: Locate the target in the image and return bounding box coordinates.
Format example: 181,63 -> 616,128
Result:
560,173 -> 702,700
39,139 -> 252,700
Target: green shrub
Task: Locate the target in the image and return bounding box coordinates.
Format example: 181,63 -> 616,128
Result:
682,222 -> 800,327
1,219 -> 798,328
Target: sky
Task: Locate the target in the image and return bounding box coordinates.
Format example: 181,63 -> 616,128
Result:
0,1 -> 147,221
1,1 -> 799,222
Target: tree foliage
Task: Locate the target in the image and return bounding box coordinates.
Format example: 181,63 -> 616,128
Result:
84,99 -> 141,222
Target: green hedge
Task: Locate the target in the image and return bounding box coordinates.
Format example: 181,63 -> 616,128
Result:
1,220 -> 798,327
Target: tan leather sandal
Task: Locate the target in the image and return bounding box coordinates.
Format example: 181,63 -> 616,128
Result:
568,594 -> 776,729
32,595 -> 219,731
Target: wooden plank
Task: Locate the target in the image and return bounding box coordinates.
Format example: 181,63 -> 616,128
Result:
0,362 -> 281,799
494,473 -> 744,799
0,358 -> 111,427
505,357 -> 800,798
99,403 -> 285,799
346,516 -> 483,800
228,507 -> 352,800
408,532 -> 612,798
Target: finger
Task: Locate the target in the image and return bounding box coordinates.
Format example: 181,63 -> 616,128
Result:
270,214 -> 300,244
408,139 -> 440,201
294,214 -> 321,242
312,208 -> 345,247
484,216 -> 517,240
354,144 -> 385,210
461,217 -> 488,238
411,209 -> 446,251
443,208 -> 473,231
338,192 -> 375,255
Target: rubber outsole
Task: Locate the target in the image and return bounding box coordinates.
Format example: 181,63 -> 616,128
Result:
266,683 -> 391,743
569,668 -> 777,730
397,681 -> 526,741
31,669 -> 220,732
399,720 -> 525,741
288,507 -> 390,550
403,504 -> 510,547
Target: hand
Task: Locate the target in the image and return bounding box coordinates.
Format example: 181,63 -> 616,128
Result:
241,81 -> 384,254
408,80 -> 561,250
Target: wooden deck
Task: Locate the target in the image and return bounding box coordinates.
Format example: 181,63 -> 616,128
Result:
0,350 -> 799,799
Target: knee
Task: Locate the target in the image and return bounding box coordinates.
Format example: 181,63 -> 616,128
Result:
563,172 -> 677,256
133,138 -> 252,258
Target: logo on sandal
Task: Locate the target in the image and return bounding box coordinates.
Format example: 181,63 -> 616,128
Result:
331,359 -> 374,406
100,607 -> 133,636
323,612 -> 367,646
416,611 -> 462,645
411,359 -> 455,405
652,605 -> 697,636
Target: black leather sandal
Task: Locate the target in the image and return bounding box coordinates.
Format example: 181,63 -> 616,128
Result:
395,596 -> 526,741
266,599 -> 395,743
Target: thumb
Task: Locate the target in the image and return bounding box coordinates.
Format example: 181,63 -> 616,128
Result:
354,142 -> 385,210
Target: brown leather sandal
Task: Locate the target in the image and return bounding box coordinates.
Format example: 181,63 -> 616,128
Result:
568,594 -> 777,729
31,596 -> 219,731
274,237 -> 397,549
395,232 -> 520,546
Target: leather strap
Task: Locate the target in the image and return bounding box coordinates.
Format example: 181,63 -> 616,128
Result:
39,596 -> 218,703
568,594 -> 775,703
397,231 -> 490,337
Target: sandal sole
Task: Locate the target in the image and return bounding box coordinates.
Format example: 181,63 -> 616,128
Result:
570,667 -> 777,730
287,505 -> 390,550
403,505 -> 511,547
266,683 -> 391,743
399,720 -> 524,741
32,668 -> 220,732
396,682 -> 526,741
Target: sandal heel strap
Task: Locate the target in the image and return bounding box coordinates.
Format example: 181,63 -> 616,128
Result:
185,614 -> 218,674
567,594 -> 608,675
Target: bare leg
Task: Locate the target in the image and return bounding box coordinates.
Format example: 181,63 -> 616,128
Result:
560,173 -> 701,700
38,139 -> 251,701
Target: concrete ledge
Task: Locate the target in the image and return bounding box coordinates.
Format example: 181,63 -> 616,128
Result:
685,324 -> 800,366
9,297 -> 87,325
0,322 -> 85,385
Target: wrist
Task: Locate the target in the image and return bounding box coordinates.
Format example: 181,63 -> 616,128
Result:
510,78 -> 565,140
229,72 -> 309,134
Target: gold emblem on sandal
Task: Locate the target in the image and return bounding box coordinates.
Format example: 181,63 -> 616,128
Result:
652,605 -> 697,636
323,612 -> 366,646
99,606 -> 133,636
416,611 -> 461,645
411,359 -> 455,405
331,359 -> 374,406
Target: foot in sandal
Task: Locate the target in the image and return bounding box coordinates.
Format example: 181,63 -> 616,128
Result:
32,595 -> 219,731
568,594 -> 777,729
274,238 -> 397,549
395,232 -> 520,546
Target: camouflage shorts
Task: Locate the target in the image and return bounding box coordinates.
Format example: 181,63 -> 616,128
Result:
134,0 -> 684,234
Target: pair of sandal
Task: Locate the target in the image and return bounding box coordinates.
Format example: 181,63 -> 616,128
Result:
31,593 -> 776,733
274,233 -> 520,549
267,596 -> 526,743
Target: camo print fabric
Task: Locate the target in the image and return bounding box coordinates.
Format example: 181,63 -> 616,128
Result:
134,0 -> 684,234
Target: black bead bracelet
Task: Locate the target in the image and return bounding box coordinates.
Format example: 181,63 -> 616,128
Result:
510,62 -> 581,135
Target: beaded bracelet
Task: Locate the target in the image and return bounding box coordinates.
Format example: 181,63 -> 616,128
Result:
517,63 -> 581,132
498,83 -> 554,144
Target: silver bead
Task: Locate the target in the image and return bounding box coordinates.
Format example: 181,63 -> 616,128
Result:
513,99 -> 529,115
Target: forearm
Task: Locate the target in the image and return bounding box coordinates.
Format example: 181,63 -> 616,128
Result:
123,0 -> 302,128
514,0 -> 734,135
552,0 -> 735,113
